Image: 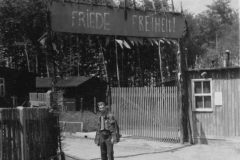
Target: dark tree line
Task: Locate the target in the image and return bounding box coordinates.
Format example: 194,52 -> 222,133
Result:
0,0 -> 238,87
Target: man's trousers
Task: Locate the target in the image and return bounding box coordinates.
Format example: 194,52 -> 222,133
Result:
99,131 -> 114,160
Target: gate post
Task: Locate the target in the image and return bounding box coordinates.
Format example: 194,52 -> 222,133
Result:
17,107 -> 27,160
177,38 -> 192,144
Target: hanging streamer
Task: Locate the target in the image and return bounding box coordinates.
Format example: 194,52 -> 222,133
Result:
152,39 -> 159,45
115,39 -> 124,48
130,37 -> 139,46
127,37 -> 135,46
115,39 -> 131,49
123,40 -> 131,49
135,37 -> 143,45
147,38 -> 154,46
170,39 -> 179,46
162,38 -> 171,44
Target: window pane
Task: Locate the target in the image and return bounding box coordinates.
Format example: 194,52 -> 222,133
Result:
194,82 -> 202,93
195,97 -> 203,108
203,81 -> 211,93
204,96 -> 211,108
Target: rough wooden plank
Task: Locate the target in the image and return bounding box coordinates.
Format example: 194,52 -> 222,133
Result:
133,88 -> 137,136
231,77 -> 236,136
227,71 -> 232,136
144,87 -> 147,137
155,87 -> 158,139
150,87 -> 153,138
170,86 -> 173,140
157,87 -> 161,139
166,86 -> 170,141
222,73 -> 227,136
137,88 -> 141,137
148,87 -> 151,138
218,71 -> 224,137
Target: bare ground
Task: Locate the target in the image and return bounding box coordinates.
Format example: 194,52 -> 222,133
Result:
62,136 -> 240,160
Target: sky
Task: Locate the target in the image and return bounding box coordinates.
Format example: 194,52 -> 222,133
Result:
174,0 -> 239,14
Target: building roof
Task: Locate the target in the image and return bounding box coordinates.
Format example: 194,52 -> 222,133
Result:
36,76 -> 95,88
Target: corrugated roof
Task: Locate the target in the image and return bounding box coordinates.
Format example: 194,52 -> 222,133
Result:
36,76 -> 95,88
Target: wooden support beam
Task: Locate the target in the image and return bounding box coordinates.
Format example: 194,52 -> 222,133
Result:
178,38 -> 193,144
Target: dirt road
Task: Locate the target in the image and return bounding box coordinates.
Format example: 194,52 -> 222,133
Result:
63,136 -> 240,160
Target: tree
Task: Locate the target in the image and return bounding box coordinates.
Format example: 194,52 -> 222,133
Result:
0,0 -> 48,72
184,0 -> 239,69
0,0 -> 177,87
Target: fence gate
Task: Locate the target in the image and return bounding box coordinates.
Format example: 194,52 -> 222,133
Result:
0,107 -> 59,160
111,87 -> 179,143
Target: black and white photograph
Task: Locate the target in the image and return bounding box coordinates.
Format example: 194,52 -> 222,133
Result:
0,0 -> 239,159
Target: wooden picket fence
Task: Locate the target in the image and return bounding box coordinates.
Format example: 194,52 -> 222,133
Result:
111,87 -> 180,143
0,107 -> 59,160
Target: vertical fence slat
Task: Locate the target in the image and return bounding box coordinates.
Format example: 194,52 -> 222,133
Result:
166,87 -> 169,142
138,87 -> 140,137
169,87 -> 172,141
144,88 -> 147,137
134,88 -> 136,136
130,88 -> 134,136
125,88 -> 129,135
140,88 -> 143,137
157,87 -> 160,140
146,87 -> 149,138
154,87 -> 157,139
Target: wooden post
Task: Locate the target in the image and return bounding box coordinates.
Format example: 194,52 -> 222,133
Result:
98,37 -> 112,109
17,107 -> 27,160
94,97 -> 97,113
46,90 -> 53,109
177,38 -> 192,144
177,39 -> 184,144
80,98 -> 83,112
158,40 -> 164,87
115,36 -> 120,87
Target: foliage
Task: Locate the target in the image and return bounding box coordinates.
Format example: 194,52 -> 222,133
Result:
185,0 -> 239,69
0,0 -> 48,72
60,110 -> 101,132
1,0 -> 238,88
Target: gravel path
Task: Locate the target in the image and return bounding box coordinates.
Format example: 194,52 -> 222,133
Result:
63,136 -> 240,160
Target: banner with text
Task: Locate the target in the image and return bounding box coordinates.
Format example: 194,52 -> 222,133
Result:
50,1 -> 185,38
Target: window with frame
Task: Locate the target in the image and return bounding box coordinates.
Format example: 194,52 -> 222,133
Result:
192,79 -> 212,111
0,78 -> 5,97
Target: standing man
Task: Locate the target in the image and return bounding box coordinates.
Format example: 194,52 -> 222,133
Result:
94,102 -> 120,160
